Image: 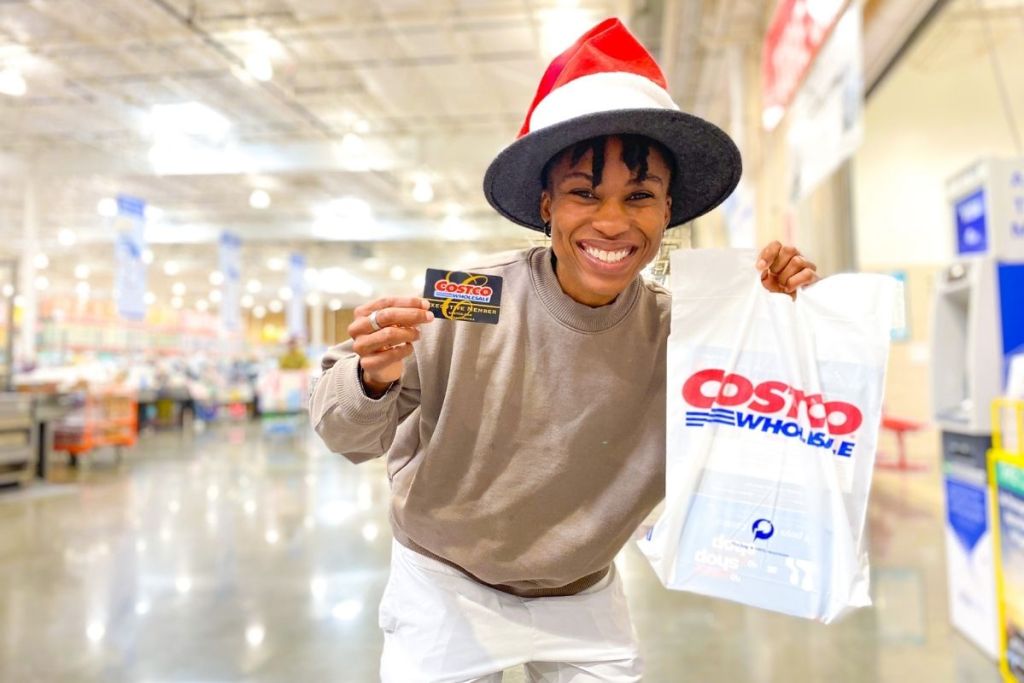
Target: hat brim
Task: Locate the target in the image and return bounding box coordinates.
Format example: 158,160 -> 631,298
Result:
483,109 -> 742,232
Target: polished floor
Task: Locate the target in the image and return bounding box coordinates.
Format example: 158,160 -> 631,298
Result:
0,422 -> 1001,682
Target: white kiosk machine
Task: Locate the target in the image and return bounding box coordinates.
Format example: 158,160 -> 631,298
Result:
933,159 -> 1024,657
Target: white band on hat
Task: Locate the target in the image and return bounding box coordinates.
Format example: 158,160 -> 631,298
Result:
526,71 -> 681,134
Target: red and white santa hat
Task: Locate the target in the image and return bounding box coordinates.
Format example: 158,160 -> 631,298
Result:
483,18 -> 742,232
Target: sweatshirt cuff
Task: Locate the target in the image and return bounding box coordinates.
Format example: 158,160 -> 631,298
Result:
333,355 -> 402,424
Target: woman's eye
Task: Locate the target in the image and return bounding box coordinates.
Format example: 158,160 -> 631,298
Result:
570,189 -> 596,199
629,192 -> 654,200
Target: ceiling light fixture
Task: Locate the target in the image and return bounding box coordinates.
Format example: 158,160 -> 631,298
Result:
97,197 -> 118,218
58,229 -> 77,247
412,175 -> 434,203
209,271 -> 225,286
0,68 -> 27,97
75,264 -> 90,280
150,102 -> 232,142
33,253 -> 48,270
249,189 -> 271,210
245,53 -> 274,82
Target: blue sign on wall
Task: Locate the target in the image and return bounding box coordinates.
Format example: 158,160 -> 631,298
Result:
955,188 -> 988,255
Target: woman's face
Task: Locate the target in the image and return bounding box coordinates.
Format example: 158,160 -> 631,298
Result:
539,136 -> 672,307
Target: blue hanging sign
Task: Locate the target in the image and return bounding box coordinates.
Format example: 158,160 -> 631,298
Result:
114,195 -> 147,321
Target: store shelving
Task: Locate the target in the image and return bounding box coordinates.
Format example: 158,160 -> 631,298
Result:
0,394 -> 36,486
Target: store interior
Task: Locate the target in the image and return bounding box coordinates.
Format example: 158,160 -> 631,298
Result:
1,0 -> 1023,681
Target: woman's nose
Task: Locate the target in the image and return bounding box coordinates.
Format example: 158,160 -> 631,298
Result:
591,200 -> 630,236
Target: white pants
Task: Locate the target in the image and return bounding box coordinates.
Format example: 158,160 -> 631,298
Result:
379,540 -> 643,683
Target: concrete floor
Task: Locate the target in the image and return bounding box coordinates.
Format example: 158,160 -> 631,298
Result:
0,422 -> 1001,682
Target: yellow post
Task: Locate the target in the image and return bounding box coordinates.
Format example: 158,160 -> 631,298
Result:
989,398 -> 1024,681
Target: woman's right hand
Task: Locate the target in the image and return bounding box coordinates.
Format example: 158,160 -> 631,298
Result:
348,297 -> 435,397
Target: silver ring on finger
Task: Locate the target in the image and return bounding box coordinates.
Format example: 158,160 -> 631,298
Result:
368,310 -> 382,332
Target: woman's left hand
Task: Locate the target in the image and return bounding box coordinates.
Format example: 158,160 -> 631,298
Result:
756,240 -> 820,297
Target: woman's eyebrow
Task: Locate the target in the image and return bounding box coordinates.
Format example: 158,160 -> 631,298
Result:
629,174 -> 664,186
560,171 -> 594,183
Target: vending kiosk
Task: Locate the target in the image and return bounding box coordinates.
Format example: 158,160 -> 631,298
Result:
933,159 -> 1024,657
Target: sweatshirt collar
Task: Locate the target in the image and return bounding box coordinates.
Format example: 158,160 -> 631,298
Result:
529,247 -> 641,333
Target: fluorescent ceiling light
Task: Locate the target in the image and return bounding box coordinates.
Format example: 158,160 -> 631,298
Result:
0,69 -> 26,97
75,264 -> 90,280
330,196 -> 373,220
164,261 -> 180,276
268,299 -> 283,313
241,294 -> 255,308
150,102 -> 232,142
142,249 -> 154,265
209,270 -> 225,286
252,305 -> 267,319
97,197 -> 118,218
246,278 -> 263,294
33,253 -> 48,269
172,282 -> 186,296
245,53 -> 274,82
76,281 -> 90,298
58,229 -> 76,247
249,189 -> 271,209
267,257 -> 285,272
328,298 -> 343,311
412,176 -> 434,203
208,289 -> 223,303
144,292 -> 156,305
389,265 -> 407,281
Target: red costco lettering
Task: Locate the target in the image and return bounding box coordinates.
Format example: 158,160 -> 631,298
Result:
681,369 -> 862,436
435,281 -> 493,298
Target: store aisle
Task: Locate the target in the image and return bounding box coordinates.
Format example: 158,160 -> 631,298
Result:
0,425 -> 1001,682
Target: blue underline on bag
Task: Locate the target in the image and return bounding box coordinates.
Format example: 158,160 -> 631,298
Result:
685,409 -> 856,457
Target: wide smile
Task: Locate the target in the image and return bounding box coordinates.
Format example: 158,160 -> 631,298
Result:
576,241 -> 639,274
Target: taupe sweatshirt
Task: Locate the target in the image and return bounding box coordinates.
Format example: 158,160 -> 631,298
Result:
311,247 -> 668,597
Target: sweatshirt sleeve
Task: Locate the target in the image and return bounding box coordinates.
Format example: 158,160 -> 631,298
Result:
309,339 -> 421,464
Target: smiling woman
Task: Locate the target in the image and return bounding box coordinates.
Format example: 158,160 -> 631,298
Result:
540,135 -> 674,307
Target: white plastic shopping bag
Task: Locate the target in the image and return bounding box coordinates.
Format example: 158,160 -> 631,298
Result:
638,248 -> 899,623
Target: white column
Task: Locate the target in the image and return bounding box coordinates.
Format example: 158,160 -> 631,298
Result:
310,300 -> 325,348
18,179 -> 38,363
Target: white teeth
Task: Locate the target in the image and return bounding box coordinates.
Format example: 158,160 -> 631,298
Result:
584,246 -> 630,263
